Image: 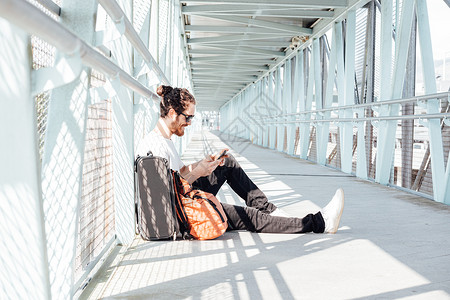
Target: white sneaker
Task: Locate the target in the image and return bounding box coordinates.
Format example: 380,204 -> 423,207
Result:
321,188 -> 344,234
270,208 -> 290,217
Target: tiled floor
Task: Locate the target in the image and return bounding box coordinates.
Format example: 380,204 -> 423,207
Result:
82,130 -> 450,300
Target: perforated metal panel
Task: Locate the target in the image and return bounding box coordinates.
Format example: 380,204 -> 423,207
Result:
29,0 -> 60,160
74,99 -> 115,282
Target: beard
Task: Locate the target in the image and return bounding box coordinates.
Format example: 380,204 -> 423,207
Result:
173,125 -> 186,136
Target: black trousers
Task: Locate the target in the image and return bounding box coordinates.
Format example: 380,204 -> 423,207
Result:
192,155 -> 325,234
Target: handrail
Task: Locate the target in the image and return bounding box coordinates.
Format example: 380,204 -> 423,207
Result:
35,0 -> 60,15
0,0 -> 158,99
97,0 -> 169,85
260,112 -> 450,125
258,91 -> 450,120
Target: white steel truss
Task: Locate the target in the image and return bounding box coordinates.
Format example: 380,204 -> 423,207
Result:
220,0 -> 450,205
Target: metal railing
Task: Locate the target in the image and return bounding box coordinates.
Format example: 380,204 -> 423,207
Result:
0,0 -> 158,99
258,92 -> 450,124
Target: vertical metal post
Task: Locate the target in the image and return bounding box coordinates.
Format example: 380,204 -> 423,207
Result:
401,14 -> 417,189
313,37 -> 324,163
110,0 -> 135,246
150,0 -> 159,64
263,77 -> 270,147
416,0 -> 446,202
376,0 -> 415,184
276,66 -> 284,152
269,72 -> 276,149
300,47 -> 312,159
257,80 -> 263,146
364,1 -> 376,177
39,1 -> 97,298
284,59 -> 293,154
296,50 -> 305,156
0,17 -> 51,300
166,0 -> 173,81
249,85 -> 255,143
287,56 -> 297,156
335,21 -> 345,169
376,0 -> 393,164
322,24 -> 338,166
341,10 -> 356,174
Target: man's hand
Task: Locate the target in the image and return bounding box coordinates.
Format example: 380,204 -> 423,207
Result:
181,149 -> 229,184
212,148 -> 229,167
194,154 -> 222,177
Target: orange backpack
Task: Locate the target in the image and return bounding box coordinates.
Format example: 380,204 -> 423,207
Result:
172,171 -> 228,240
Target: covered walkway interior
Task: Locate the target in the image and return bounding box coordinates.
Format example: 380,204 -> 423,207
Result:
82,130 -> 450,299
1,0 -> 450,299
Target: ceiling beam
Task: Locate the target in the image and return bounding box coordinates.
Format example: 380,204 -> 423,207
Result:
194,86 -> 246,90
196,40 -> 291,47
192,70 -> 263,75
193,78 -> 254,83
195,91 -> 238,94
194,89 -> 240,92
194,92 -> 239,96
185,25 -> 297,35
199,44 -> 285,56
187,34 -> 288,44
213,10 -> 334,18
195,95 -> 237,99
190,56 -> 274,63
189,49 -> 284,57
181,0 -> 347,8
183,7 -> 334,18
193,74 -> 258,80
194,88 -> 244,92
191,64 -> 270,70
196,14 -> 312,34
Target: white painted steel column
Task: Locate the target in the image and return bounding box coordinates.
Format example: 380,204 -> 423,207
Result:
256,81 -> 263,146
252,85 -> 258,143
237,94 -> 242,138
288,54 -> 299,156
150,0 -> 159,64
374,0 -> 393,182
109,0 -> 135,246
239,93 -> 244,139
376,0 -> 415,184
321,25 -> 338,166
247,88 -> 252,140
335,21 -> 346,168
0,18 -> 50,300
248,86 -> 254,143
263,77 -> 270,147
416,0 -> 446,202
356,120 -> 368,179
341,10 -> 356,173
296,50 -> 305,156
269,72 -> 276,149
313,38 -> 325,163
300,47 -> 314,159
276,66 -> 284,152
284,59 -> 293,154
254,83 -> 259,144
287,58 -> 297,155
134,2 -> 159,150
39,1 -> 97,299
166,0 -> 173,82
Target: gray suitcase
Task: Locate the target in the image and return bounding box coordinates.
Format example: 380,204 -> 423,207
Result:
134,152 -> 178,240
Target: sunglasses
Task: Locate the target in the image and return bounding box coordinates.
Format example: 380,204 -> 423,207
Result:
179,112 -> 195,123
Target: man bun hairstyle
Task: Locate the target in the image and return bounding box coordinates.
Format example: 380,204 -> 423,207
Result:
156,85 -> 173,97
157,85 -> 196,118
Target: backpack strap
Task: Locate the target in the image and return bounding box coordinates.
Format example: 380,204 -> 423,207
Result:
171,171 -> 194,240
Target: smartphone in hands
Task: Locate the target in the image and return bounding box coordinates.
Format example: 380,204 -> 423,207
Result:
216,149 -> 228,160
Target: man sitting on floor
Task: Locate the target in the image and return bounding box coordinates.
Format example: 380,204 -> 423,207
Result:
136,85 -> 345,235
